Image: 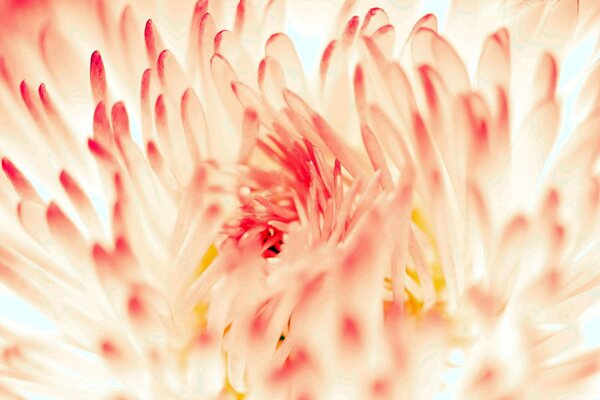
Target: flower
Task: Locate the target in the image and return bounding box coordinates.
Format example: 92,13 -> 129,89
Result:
1,0 -> 600,398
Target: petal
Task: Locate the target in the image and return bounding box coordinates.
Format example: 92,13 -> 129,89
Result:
266,33 -> 308,98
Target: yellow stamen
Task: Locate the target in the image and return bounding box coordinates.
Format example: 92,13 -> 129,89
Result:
195,244 -> 219,277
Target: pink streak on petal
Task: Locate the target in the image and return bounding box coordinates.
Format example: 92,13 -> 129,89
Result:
239,108 -> 259,163
144,19 -> 163,66
2,158 -> 42,204
93,102 -> 113,149
111,101 -> 130,138
342,16 -> 360,47
90,51 -> 107,104
361,8 -> 389,37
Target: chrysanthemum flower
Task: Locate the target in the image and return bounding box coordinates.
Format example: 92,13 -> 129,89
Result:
1,0 -> 600,398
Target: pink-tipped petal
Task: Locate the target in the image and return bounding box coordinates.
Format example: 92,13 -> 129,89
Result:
90,51 -> 107,104
2,158 -> 43,204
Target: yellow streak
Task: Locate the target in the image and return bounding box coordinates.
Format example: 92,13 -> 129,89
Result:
193,245 -> 246,399
411,207 -> 435,244
195,244 -> 219,276
383,207 -> 447,317
191,244 -> 219,329
223,378 -> 246,400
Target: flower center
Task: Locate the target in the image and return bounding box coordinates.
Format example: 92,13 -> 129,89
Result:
260,226 -> 285,258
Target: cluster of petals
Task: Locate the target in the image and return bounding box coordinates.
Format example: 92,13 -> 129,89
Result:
1,0 -> 600,399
